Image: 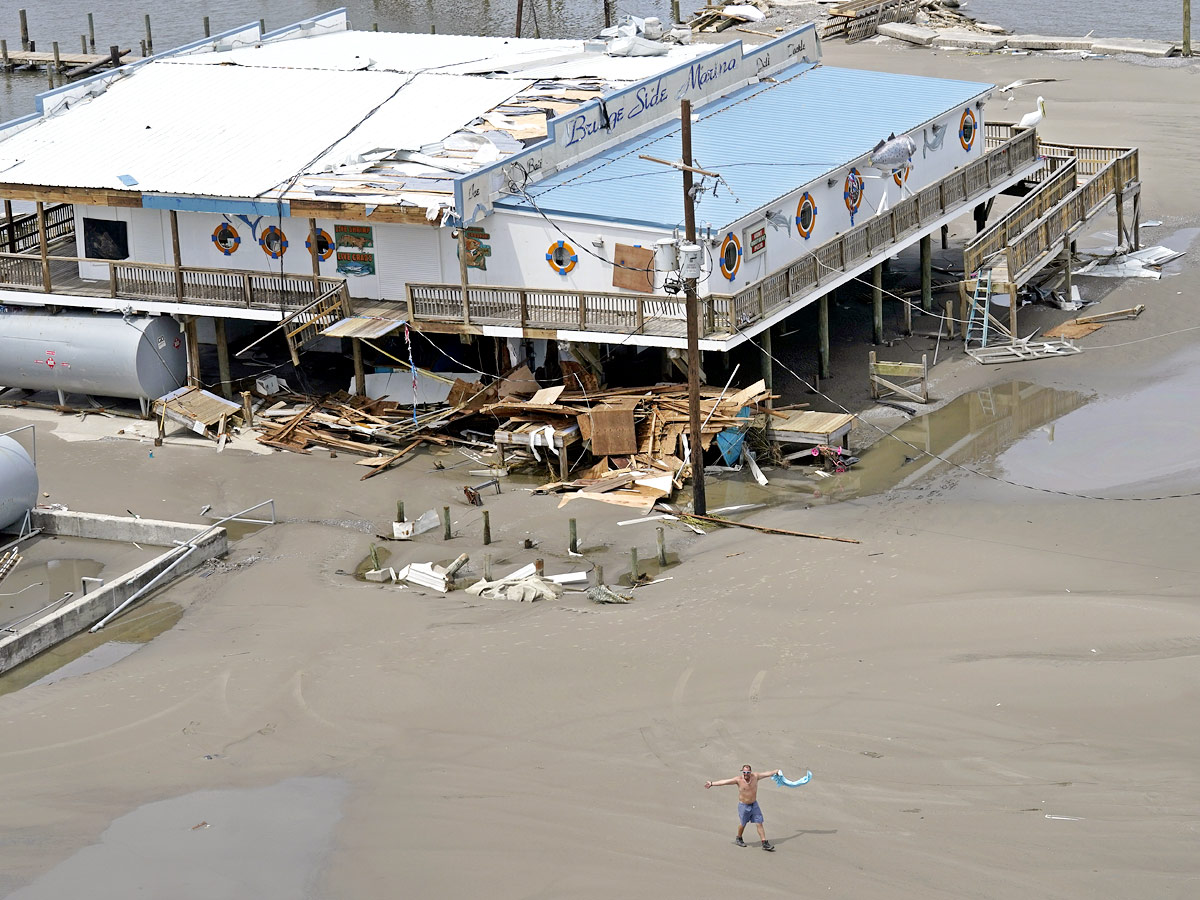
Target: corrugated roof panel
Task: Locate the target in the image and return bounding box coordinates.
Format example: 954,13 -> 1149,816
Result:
0,65 -> 526,197
497,65 -> 994,229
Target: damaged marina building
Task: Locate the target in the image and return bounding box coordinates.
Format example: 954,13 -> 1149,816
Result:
0,7 -> 1139,409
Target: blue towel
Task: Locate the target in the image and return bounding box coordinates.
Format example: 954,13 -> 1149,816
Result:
773,770 -> 812,788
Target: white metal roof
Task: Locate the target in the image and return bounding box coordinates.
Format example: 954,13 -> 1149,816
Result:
0,28 -> 713,208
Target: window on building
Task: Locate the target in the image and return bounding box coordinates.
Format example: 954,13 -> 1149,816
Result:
82,218 -> 130,260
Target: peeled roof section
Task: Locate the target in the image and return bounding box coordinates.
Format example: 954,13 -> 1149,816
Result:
498,65 -> 994,231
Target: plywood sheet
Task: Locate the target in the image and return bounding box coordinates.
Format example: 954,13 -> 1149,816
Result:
774,411 -> 856,435
587,406 -> 638,456
611,243 -> 655,294
1042,321 -> 1104,340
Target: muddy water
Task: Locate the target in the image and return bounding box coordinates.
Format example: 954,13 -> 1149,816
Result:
5,777 -> 348,900
0,599 -> 183,696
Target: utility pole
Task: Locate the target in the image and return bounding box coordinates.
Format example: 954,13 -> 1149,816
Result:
515,0 -> 524,37
680,99 -> 706,515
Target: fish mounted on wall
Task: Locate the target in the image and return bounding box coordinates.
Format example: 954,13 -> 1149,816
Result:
923,123 -> 946,157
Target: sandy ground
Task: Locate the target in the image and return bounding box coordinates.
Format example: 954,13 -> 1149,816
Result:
2,39 -> 1200,900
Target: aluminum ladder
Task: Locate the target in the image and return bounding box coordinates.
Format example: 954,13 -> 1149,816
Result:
965,269 -> 993,348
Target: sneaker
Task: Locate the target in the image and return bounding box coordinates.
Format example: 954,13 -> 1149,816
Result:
733,836 -> 747,847
761,840 -> 775,852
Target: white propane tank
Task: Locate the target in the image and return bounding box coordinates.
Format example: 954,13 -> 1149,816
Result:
0,436 -> 37,531
0,311 -> 186,400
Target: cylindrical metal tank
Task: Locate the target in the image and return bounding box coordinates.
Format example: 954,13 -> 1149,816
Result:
0,436 -> 37,531
0,311 -> 186,400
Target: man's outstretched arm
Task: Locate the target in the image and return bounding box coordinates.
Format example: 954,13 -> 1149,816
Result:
704,777 -> 738,789
754,769 -> 783,782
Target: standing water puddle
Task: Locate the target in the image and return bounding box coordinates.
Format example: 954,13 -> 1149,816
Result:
5,777 -> 347,900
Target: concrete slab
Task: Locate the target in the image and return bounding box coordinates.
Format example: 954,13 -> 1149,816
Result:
1089,38 -> 1177,58
932,30 -> 1009,51
877,23 -> 938,46
1006,34 -> 1095,51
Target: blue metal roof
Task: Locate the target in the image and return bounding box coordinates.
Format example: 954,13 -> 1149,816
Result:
496,63 -> 993,230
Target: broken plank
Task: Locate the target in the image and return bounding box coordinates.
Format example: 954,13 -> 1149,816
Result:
360,440 -> 423,480
683,513 -> 859,543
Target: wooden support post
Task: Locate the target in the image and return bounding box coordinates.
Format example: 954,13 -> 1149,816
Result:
558,439 -> 569,482
396,501 -> 405,523
1115,189 -> 1126,248
351,337 -> 366,397
308,217 -> 321,298
1062,235 -> 1072,305
203,16 -> 210,37
109,45 -> 120,68
140,39 -> 146,58
940,224 -> 949,250
945,300 -> 956,339
630,547 -> 639,581
88,13 -> 95,49
1008,282 -> 1018,339
604,0 -> 613,28
902,287 -> 912,335
1,40 -> 8,70
656,527 -> 667,566
441,506 -> 452,541
760,324 -> 773,407
672,0 -> 681,23
872,263 -> 883,345
4,200 -> 14,254
534,558 -> 544,577
214,318 -> 233,400
592,564 -> 604,587
19,9 -> 29,52
482,509 -> 491,545
568,518 -> 578,554
36,201 -> 51,292
484,553 -> 493,581
259,19 -> 266,35
81,35 -> 87,55
457,227 -> 471,325
1185,0 -> 1192,57
515,0 -> 524,36
241,391 -> 253,426
169,209 -> 184,301
818,293 -> 831,379
920,234 -> 932,312
52,41 -> 60,72
1132,189 -> 1142,251
184,318 -> 201,387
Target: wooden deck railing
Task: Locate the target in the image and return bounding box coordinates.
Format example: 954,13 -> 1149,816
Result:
1004,150 -> 1138,280
0,250 -> 340,311
964,159 -> 1078,275
409,128 -> 1039,339
0,202 -> 73,253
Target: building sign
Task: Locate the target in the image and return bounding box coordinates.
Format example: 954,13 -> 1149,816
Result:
743,222 -> 767,260
335,224 -> 375,277
455,26 -> 822,226
458,226 -> 491,271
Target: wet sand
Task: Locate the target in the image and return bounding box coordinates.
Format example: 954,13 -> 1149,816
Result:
1,42 -> 1199,900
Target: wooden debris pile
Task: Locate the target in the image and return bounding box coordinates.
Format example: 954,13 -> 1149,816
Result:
253,385 -> 495,479
689,2 -> 771,33
496,379 -> 777,510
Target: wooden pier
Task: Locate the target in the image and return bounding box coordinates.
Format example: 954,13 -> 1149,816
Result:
0,46 -> 130,77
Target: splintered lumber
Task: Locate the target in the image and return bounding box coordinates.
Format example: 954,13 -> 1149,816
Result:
360,440 -> 423,480
683,513 -> 860,544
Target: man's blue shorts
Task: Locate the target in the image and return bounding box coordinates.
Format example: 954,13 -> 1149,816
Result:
738,801 -> 764,825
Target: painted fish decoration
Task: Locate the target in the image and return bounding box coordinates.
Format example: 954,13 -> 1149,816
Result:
868,132 -> 917,173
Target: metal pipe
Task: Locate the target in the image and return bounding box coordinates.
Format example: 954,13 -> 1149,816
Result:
90,546 -> 195,631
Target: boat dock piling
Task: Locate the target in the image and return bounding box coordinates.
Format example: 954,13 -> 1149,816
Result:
2,8 -> 143,81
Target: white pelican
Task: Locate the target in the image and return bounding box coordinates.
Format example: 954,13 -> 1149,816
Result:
1019,96 -> 1046,129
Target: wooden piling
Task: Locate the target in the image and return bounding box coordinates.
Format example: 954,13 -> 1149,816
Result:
52,41 -> 60,72
872,263 -> 883,344
351,337 -> 365,396
259,18 -> 266,34
760,325 -> 773,406
169,209 -> 183,301
36,202 -> 51,293
139,39 -> 146,58
184,318 -> 201,387
80,35 -> 87,55
241,391 -> 253,426
534,558 -> 544,577
672,0 -> 681,24
920,234 -> 932,312
482,509 -> 491,545
818,293 -> 830,379
88,13 -> 95,49
568,518 -> 578,554
656,527 -> 667,566
396,501 -> 405,523
630,547 -> 639,580
1,40 -> 8,70
940,224 -> 949,250
214,318 -> 233,400
19,9 -> 29,52
109,45 -> 120,68
203,16 -> 210,38
483,553 -> 493,581
592,564 -> 603,587
4,200 -> 15,254
441,506 -> 451,541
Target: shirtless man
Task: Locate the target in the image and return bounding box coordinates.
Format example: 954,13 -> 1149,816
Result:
705,764 -> 781,850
